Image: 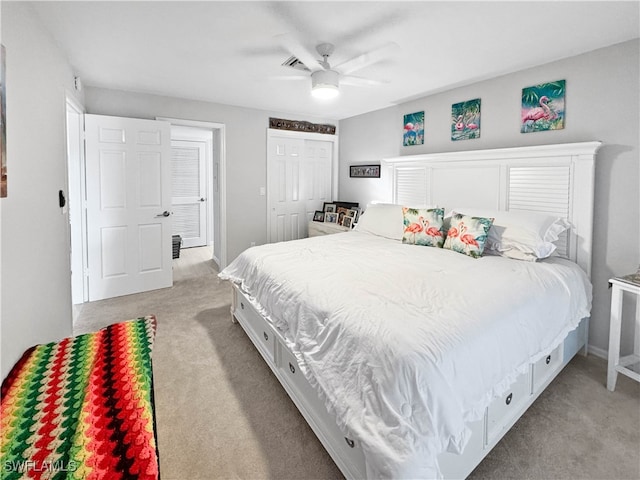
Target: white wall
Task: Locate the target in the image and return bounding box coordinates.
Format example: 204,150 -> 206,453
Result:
83,87 -> 337,264
1,3 -> 84,379
338,39 -> 640,355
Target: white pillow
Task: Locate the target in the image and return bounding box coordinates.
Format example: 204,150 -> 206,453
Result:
354,203 -> 404,240
448,207 -> 570,261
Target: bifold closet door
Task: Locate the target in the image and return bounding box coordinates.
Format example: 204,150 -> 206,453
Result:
267,134 -> 333,243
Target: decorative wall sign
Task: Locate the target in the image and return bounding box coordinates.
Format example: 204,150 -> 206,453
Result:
350,165 -> 380,178
1,44 -> 6,198
269,117 -> 336,135
403,111 -> 424,146
521,80 -> 565,133
451,98 -> 481,141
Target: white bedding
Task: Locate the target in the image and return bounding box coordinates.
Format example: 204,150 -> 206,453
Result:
219,231 -> 592,478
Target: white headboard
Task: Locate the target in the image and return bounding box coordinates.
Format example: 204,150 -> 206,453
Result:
382,142 -> 602,277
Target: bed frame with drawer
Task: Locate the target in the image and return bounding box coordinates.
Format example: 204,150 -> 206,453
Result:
229,141 -> 602,479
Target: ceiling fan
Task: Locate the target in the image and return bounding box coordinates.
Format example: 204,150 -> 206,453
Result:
276,34 -> 398,99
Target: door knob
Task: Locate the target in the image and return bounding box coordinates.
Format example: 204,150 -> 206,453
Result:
156,211 -> 171,217
199,197 -> 206,202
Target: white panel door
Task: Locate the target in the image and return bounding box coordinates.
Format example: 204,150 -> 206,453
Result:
267,134 -> 333,243
85,114 -> 172,301
303,139 -> 333,221
171,140 -> 207,248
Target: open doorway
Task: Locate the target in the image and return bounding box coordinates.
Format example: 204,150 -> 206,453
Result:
158,117 -> 227,269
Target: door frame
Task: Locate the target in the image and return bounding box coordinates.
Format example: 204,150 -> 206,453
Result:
65,93 -> 88,307
266,128 -> 339,243
158,117 -> 227,269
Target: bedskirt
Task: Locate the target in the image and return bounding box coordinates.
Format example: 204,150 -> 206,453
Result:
1,316 -> 159,480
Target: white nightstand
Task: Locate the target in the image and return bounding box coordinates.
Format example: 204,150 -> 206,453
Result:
308,221 -> 350,237
607,275 -> 640,391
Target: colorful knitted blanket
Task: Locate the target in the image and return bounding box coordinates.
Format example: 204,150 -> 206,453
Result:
1,317 -> 159,480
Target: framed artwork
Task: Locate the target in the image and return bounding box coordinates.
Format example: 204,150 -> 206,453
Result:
336,207 -> 350,226
350,165 -> 380,178
324,212 -> 338,224
313,210 -> 325,222
1,45 -> 6,198
451,98 -> 480,141
403,111 -> 424,146
521,80 -> 565,133
323,203 -> 336,213
334,201 -> 359,210
347,208 -> 359,224
342,216 -> 353,229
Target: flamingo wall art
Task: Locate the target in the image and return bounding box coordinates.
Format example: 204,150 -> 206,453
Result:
521,80 -> 565,133
451,98 -> 481,141
403,111 -> 424,146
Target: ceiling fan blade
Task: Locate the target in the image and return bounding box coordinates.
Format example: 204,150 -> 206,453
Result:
334,42 -> 399,75
276,33 -> 322,72
340,75 -> 388,87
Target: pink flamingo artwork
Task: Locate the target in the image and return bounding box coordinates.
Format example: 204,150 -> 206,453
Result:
404,216 -> 424,244
425,225 -> 443,238
455,115 -> 465,131
522,96 -> 556,125
458,222 -> 479,252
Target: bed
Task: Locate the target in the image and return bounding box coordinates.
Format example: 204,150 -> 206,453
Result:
219,142 -> 601,479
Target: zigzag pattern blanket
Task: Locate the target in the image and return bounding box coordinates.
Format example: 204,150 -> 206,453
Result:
1,317 -> 159,480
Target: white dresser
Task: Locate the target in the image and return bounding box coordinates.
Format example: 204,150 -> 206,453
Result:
308,221 -> 350,237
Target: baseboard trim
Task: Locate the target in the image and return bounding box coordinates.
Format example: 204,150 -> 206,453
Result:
588,344 -> 607,359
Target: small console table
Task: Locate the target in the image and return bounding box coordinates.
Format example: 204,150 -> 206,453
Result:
607,274 -> 640,391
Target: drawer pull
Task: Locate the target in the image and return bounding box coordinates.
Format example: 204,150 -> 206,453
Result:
240,302 -> 245,310
289,362 -> 296,374
505,393 -> 513,406
344,437 -> 355,448
263,331 -> 269,341
545,355 -> 551,365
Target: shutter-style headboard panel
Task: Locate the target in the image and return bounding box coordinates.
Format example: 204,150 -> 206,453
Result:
383,142 -> 602,277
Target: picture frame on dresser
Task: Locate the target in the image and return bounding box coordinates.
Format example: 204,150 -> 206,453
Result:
325,212 -> 338,224
313,210 -> 325,222
336,207 -> 350,226
323,203 -> 336,213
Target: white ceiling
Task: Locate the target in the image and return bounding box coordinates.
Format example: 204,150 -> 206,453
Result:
30,1 -> 639,120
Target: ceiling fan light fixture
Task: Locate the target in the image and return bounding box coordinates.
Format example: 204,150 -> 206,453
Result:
311,70 -> 339,99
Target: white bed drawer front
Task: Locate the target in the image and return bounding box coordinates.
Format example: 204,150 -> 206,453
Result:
486,370 -> 531,443
532,345 -> 563,391
234,291 -> 276,363
278,343 -> 366,473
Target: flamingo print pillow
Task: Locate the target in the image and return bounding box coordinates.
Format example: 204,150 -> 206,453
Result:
443,212 -> 494,258
402,207 -> 445,247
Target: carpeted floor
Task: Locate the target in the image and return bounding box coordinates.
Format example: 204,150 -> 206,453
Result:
75,247 -> 640,480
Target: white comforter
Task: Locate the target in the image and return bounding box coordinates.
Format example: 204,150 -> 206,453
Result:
219,231 -> 591,479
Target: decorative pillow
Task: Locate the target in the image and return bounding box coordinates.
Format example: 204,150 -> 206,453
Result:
402,207 -> 445,247
443,212 -> 494,258
353,203 -> 405,241
449,207 -> 570,261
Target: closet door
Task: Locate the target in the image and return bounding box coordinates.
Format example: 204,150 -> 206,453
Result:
267,131 -> 334,243
171,139 -> 207,248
